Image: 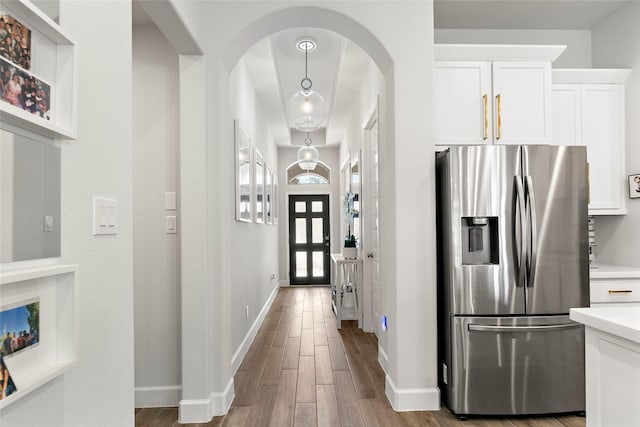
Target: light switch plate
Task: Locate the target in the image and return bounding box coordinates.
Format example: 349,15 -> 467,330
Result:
166,216 -> 177,234
43,215 -> 54,232
165,192 -> 177,210
93,197 -> 118,235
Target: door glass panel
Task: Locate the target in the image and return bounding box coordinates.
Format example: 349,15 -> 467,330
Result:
311,218 -> 323,243
312,251 -> 324,277
295,218 -> 307,243
296,252 -> 307,277
295,201 -> 306,213
311,201 -> 323,212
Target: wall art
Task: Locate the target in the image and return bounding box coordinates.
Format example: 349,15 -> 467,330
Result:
0,11 -> 31,70
234,120 -> 252,222
1,298 -> 39,359
0,57 -> 51,120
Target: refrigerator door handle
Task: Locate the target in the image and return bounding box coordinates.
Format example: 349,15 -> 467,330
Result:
468,323 -> 581,333
525,176 -> 538,288
514,176 -> 527,287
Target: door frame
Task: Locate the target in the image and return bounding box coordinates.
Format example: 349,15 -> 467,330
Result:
284,190 -> 336,286
361,97 -> 379,334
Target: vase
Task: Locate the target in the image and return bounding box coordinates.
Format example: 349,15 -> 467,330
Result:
342,247 -> 357,259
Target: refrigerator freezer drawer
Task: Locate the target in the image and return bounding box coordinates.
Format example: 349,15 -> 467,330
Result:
448,315 -> 585,416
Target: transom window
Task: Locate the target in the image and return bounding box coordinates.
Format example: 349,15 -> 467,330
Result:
287,161 -> 330,185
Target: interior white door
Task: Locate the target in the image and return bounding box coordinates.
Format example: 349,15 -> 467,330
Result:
368,119 -> 380,336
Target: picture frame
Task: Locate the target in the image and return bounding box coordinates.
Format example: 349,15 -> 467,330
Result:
0,56 -> 51,121
629,174 -> 640,199
255,148 -> 264,223
265,166 -> 273,224
0,297 -> 40,359
0,11 -> 32,70
273,174 -> 278,225
234,120 -> 252,222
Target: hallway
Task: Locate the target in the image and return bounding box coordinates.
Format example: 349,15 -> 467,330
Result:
135,287 -> 586,427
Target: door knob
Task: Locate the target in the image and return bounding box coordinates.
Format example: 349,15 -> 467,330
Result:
367,253 -> 374,258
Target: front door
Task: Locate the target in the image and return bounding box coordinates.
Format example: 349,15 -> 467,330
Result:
289,195 -> 330,285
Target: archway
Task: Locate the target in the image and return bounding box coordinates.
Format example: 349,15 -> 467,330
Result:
179,3 -> 436,423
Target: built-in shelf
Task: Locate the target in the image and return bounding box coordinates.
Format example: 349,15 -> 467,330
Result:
0,0 -> 77,140
0,264 -> 79,410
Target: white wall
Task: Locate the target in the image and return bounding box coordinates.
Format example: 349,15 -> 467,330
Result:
591,1 -> 640,268
0,132 -> 15,262
0,1 -> 135,426
227,57 -> 280,361
277,145 -> 341,284
435,29 -> 592,68
133,23 -> 181,407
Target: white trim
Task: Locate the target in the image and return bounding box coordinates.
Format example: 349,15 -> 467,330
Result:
385,375 -> 440,412
135,385 -> 181,408
378,344 -> 389,374
361,97 -> 379,130
230,284 -> 279,373
178,378 -> 235,423
211,377 -> 235,416
553,69 -> 631,84
434,44 -> 566,62
178,398 -> 212,424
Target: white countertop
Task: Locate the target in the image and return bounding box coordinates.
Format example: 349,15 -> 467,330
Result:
571,306 -> 640,344
590,263 -> 640,280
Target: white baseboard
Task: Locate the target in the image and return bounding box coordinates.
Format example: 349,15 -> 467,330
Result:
135,385 -> 181,408
178,378 -> 234,423
230,284 -> 279,373
178,398 -> 212,424
211,377 -> 235,416
378,344 -> 389,374
385,375 -> 440,412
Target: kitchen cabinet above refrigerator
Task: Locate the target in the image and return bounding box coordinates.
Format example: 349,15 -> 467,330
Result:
434,44 -> 565,146
552,69 -> 631,215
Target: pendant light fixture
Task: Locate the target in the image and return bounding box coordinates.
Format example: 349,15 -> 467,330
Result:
290,38 -> 325,132
297,132 -> 319,171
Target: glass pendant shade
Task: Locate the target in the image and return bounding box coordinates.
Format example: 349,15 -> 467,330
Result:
290,90 -> 325,130
297,145 -> 319,170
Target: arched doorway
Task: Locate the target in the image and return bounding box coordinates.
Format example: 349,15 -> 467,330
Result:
179,4 -> 436,423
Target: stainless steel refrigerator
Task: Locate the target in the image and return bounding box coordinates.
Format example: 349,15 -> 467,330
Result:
436,145 -> 589,417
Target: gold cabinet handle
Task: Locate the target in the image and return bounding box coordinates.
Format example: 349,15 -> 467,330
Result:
496,94 -> 502,140
483,94 -> 488,140
608,290 -> 633,294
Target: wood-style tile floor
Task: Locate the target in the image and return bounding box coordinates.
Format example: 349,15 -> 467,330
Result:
135,287 -> 586,427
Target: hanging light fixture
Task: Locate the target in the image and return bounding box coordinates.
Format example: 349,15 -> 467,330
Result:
297,132 -> 319,171
290,38 -> 325,132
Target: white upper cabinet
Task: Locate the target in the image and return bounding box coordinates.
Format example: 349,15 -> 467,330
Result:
552,70 -> 631,215
434,61 -> 492,144
434,45 -> 563,146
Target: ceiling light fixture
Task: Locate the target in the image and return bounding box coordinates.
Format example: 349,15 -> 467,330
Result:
290,37 -> 325,133
297,132 -> 319,171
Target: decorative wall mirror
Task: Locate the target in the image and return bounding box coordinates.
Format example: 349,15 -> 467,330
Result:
1,129 -> 61,262
254,148 -> 264,224
350,151 -> 361,246
234,120 -> 252,222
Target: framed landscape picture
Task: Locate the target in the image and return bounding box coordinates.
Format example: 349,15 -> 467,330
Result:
234,120 -> 252,222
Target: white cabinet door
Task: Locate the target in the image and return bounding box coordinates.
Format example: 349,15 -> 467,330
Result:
582,84 -> 626,214
551,84 -> 581,146
434,61 -> 492,145
492,62 -> 552,145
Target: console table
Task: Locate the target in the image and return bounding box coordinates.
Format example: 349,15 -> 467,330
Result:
330,254 -> 363,329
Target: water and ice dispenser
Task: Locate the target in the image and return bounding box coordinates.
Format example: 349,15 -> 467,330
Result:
461,217 -> 499,265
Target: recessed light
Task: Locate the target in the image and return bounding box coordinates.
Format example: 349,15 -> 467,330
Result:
296,38 -> 317,52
